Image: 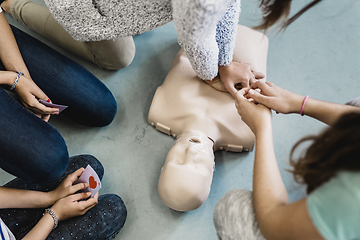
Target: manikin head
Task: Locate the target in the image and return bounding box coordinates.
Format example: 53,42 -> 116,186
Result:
158,130 -> 215,212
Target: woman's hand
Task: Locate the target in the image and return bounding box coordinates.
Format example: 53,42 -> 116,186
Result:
12,72 -> 59,121
51,192 -> 98,221
247,81 -> 304,114
48,168 -> 88,205
235,88 -> 272,135
219,61 -> 265,96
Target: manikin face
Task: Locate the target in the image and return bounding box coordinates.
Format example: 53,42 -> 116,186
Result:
158,130 -> 215,212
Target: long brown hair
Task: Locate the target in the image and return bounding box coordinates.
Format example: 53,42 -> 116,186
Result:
289,112 -> 360,193
254,0 -> 323,31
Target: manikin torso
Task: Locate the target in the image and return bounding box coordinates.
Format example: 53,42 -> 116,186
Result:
150,25 -> 269,211
148,25 -> 268,152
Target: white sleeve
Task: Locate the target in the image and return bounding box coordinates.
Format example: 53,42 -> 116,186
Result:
216,0 -> 240,66
172,0 -> 238,80
0,218 -> 16,240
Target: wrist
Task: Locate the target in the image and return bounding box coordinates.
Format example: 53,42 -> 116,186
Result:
44,208 -> 59,229
46,191 -> 58,206
289,94 -> 306,114
299,96 -> 310,116
253,120 -> 272,136
50,204 -> 63,222
219,63 -> 230,70
7,71 -> 24,91
0,71 -> 18,86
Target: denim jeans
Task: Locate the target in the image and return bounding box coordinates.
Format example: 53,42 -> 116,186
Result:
0,25 -> 117,182
0,155 -> 127,240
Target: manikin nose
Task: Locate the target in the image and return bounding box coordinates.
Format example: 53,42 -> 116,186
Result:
184,147 -> 197,164
185,145 -> 199,162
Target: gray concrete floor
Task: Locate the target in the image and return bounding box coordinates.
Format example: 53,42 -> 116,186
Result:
1,0 -> 360,239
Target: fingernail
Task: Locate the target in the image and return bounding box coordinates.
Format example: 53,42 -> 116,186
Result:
46,99 -> 51,103
87,192 -> 91,195
249,89 -> 255,95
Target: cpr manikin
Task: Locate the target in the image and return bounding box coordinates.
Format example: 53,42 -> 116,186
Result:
150,25 -> 269,211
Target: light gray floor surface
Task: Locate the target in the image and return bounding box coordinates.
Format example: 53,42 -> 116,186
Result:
1,0 -> 360,239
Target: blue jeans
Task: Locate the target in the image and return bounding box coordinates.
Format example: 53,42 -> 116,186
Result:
0,25 -> 117,182
0,155 -> 127,240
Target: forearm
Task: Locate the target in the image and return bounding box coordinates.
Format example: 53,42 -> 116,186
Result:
216,0 -> 240,66
22,214 -> 54,240
0,187 -> 54,209
249,82 -> 360,125
0,70 -> 18,85
172,0 -> 232,80
302,97 -> 360,126
0,13 -> 30,76
252,124 -> 289,227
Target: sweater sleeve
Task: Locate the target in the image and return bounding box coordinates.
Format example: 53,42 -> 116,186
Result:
172,0 -> 239,80
216,0 -> 240,66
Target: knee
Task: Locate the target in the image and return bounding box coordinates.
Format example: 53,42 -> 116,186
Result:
86,89 -> 117,127
214,189 -> 264,240
95,37 -> 136,71
100,51 -> 135,70
214,189 -> 253,221
64,76 -> 117,127
32,135 -> 69,182
42,151 -> 69,182
96,194 -> 127,237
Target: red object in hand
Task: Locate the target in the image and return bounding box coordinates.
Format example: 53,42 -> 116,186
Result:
46,99 -> 51,103
89,176 -> 97,189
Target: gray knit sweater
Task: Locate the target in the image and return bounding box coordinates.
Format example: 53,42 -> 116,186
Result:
45,0 -> 240,80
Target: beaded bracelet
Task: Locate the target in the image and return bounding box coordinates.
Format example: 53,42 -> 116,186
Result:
10,71 -> 24,91
44,208 -> 58,229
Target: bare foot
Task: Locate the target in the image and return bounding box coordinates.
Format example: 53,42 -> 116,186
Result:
0,0 -> 12,14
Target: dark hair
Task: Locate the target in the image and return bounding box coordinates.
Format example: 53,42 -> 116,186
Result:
289,112 -> 360,193
254,0 -> 323,31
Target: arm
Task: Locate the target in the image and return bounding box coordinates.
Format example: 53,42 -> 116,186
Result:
22,192 -> 98,240
0,12 -> 30,77
0,187 -> 54,209
216,1 -> 266,95
235,89 -> 323,240
215,0 -> 240,67
248,81 -> 360,126
215,0 -> 264,95
22,213 -> 54,240
0,168 -> 87,209
172,0 -> 234,80
0,12 -> 59,120
300,97 -> 359,126
0,168 -> 97,240
173,0 -> 265,96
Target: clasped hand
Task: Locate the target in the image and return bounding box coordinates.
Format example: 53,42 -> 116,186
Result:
219,61 -> 265,96
47,168 -> 98,221
234,80 -> 305,134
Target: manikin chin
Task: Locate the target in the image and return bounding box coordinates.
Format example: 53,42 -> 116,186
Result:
158,130 -> 215,211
